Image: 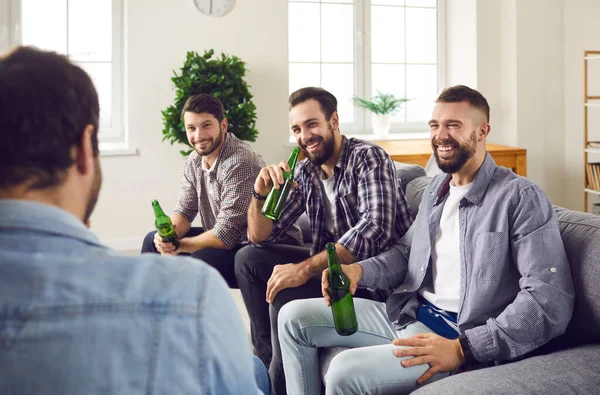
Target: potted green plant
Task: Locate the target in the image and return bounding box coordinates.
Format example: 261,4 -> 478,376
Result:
161,49 -> 259,156
352,92 -> 410,135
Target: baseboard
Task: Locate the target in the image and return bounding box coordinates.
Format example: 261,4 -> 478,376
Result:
102,237 -> 143,252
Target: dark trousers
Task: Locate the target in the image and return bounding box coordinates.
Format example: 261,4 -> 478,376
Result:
234,244 -> 378,395
141,227 -> 243,288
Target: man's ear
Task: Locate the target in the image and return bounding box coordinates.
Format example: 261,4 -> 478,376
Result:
221,117 -> 229,133
74,124 -> 96,175
478,123 -> 491,141
330,111 -> 340,130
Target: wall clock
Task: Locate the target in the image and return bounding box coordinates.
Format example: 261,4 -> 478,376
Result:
193,0 -> 235,17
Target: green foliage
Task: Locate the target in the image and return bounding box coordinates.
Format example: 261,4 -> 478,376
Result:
161,49 -> 258,156
352,92 -> 410,116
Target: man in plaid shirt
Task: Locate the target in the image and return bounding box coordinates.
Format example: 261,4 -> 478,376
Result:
141,94 -> 303,287
235,87 -> 413,394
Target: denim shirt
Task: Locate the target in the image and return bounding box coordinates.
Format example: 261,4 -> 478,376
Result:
358,154 -> 575,363
0,200 -> 264,395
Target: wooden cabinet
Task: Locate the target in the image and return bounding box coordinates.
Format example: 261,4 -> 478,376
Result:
373,139 -> 527,177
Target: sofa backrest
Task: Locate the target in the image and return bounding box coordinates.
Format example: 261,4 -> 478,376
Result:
554,207 -> 600,345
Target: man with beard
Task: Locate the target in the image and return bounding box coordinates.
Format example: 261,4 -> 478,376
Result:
236,87 -> 413,394
0,47 -> 270,394
278,85 -> 574,394
141,94 -> 301,287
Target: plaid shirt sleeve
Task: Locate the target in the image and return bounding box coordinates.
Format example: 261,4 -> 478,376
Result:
212,158 -> 258,247
172,155 -> 199,223
337,148 -> 401,260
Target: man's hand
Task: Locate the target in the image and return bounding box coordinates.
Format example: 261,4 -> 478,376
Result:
254,161 -> 289,196
321,263 -> 363,307
153,229 -> 180,256
266,263 -> 310,303
392,333 -> 465,385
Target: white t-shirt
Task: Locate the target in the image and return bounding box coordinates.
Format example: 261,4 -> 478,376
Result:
320,172 -> 336,239
202,158 -> 218,221
419,180 -> 472,312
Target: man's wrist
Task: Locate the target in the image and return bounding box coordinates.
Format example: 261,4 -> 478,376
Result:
458,334 -> 477,366
252,188 -> 268,201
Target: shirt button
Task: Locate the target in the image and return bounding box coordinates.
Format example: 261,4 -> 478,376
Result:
550,267 -> 557,273
402,288 -> 408,292
421,267 -> 426,272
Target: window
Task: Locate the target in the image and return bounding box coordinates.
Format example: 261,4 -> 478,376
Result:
288,0 -> 445,134
0,0 -> 125,143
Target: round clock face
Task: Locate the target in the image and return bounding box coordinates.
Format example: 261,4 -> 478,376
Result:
193,0 -> 235,17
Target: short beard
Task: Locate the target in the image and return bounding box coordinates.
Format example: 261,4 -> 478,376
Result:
433,130 -> 477,174
194,127 -> 225,156
301,125 -> 335,166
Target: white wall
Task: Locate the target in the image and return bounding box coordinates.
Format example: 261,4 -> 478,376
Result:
447,0 -> 566,206
564,0 -> 600,211
92,0 -> 291,249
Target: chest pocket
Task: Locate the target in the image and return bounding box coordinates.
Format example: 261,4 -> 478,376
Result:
337,190 -> 360,226
472,231 -> 512,280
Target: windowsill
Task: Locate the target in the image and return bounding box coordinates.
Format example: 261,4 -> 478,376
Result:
99,142 -> 138,157
285,131 -> 429,147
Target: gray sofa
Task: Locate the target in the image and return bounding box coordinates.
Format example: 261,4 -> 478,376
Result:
309,163 -> 600,394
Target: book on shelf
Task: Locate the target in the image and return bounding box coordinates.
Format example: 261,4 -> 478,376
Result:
588,141 -> 600,149
586,162 -> 600,191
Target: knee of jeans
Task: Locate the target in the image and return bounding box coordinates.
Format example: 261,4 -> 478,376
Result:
234,244 -> 259,277
141,230 -> 157,252
324,351 -> 357,392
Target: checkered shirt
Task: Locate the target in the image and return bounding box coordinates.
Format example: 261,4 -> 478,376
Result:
259,137 -> 413,259
173,133 -> 266,247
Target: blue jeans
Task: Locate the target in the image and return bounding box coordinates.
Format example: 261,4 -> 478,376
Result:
253,355 -> 272,395
278,298 -> 448,395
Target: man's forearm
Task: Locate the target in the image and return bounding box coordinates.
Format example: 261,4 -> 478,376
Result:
181,229 -> 230,252
299,243 -> 357,278
171,214 -> 192,239
247,198 -> 273,243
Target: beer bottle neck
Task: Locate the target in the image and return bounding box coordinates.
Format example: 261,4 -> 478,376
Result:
153,205 -> 166,218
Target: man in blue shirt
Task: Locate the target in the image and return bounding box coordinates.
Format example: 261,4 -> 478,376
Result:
0,46 -> 269,394
278,85 -> 575,394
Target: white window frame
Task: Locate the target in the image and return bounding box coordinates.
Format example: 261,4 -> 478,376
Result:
0,0 -> 127,147
288,0 -> 446,136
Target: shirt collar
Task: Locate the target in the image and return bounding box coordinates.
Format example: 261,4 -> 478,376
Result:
435,152 -> 497,206
0,199 -> 104,247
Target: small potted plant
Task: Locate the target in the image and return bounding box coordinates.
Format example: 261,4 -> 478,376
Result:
352,92 -> 410,135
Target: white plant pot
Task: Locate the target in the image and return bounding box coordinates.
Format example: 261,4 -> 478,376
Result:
371,114 -> 391,136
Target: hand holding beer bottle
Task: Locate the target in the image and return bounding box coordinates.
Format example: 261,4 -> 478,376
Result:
323,242 -> 358,336
259,147 -> 300,220
151,199 -> 180,251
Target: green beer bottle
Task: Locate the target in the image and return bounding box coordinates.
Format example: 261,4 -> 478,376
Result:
261,147 -> 300,220
151,199 -> 180,250
326,242 -> 358,336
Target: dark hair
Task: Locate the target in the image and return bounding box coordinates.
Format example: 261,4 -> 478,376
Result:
181,94 -> 225,123
0,46 -> 99,189
289,87 -> 338,121
436,85 -> 490,122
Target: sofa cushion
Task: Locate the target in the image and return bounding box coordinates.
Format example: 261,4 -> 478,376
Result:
405,176 -> 431,218
411,343 -> 600,395
552,207 -> 600,346
394,162 -> 426,196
